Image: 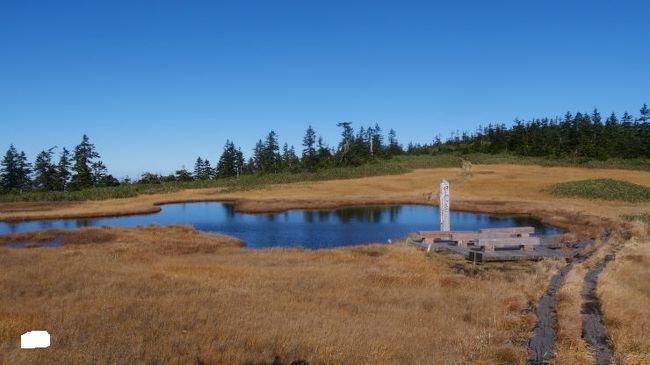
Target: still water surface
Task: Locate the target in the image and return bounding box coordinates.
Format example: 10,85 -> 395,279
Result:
0,203 -> 562,249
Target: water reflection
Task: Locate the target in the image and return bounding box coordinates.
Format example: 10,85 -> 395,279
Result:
0,203 -> 563,249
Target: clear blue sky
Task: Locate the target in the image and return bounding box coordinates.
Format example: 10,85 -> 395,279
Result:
2,0 -> 648,178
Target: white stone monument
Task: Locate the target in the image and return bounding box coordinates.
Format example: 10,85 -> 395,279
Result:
439,179 -> 450,231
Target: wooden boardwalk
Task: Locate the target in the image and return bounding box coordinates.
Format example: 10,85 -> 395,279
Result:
410,227 -> 567,262
411,239 -> 568,262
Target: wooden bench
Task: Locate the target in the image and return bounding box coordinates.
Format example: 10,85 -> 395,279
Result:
477,237 -> 540,252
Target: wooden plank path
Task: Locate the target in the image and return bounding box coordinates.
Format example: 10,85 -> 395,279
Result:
411,227 -> 566,262
412,240 -> 568,262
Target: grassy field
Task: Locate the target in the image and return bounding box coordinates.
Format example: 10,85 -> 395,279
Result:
2,153 -> 650,203
0,226 -> 561,364
546,178 -> 650,203
599,238 -> 650,365
2,164 -> 650,364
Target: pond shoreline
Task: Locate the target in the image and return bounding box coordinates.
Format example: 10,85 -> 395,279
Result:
0,196 -> 617,239
0,202 -> 563,249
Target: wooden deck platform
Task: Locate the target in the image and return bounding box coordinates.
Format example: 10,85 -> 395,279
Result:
410,239 -> 569,262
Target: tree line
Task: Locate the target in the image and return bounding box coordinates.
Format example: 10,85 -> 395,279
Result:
0,135 -> 118,193
136,123 -> 404,184
2,103 -> 648,193
424,104 -> 650,160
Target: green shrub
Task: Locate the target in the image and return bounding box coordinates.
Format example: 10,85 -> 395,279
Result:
545,179 -> 650,202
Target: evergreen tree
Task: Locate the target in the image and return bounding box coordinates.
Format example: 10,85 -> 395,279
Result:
302,126 -> 318,171
217,141 -> 239,178
261,131 -> 280,173
202,159 -> 213,178
234,148 -> 245,177
252,139 -> 265,173
175,167 -> 193,182
603,112 -> 619,157
316,136 -> 331,167
91,160 -> 108,185
370,123 -> 384,156
245,157 -> 255,174
55,147 -> 72,191
70,134 -> 100,189
194,157 -> 204,179
621,112 -> 633,124
138,172 -> 162,184
33,148 -> 57,191
0,144 -> 20,192
16,151 -> 32,191
336,122 -> 355,165
639,103 -> 650,122
387,129 -> 402,156
281,143 -> 299,171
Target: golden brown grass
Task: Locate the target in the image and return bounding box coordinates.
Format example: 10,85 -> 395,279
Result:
599,238 -> 650,365
1,226 -> 560,364
2,164 -> 650,364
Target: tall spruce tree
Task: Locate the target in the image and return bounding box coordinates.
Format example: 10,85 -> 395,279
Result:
261,131 -> 280,173
202,159 -> 213,178
336,122 -> 355,165
639,103 -> 649,122
252,139 -> 265,173
71,134 -> 100,189
234,148 -> 244,177
91,160 -> 108,185
370,123 -> 384,156
217,140 -> 239,178
387,129 -> 402,156
317,136 -> 331,167
194,157 -> 204,179
16,151 -> 32,191
56,147 -> 72,191
1,144 -> 20,192
33,148 -> 57,191
281,143 -> 299,171
302,126 -> 317,171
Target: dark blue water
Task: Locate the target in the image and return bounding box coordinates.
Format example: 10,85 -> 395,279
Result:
0,203 -> 562,249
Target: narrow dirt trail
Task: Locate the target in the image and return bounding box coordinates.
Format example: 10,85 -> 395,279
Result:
526,262 -> 574,364
581,250 -> 618,365
526,240 -> 595,364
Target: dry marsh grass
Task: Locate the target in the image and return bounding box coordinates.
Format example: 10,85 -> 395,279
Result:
599,238 -> 650,365
1,226 -> 559,364
2,164 -> 650,363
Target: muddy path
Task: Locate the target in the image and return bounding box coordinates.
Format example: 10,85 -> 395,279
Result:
526,239 -> 596,364
581,249 -> 619,365
526,262 -> 574,364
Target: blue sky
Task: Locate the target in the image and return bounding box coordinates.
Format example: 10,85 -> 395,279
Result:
2,0 -> 648,178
